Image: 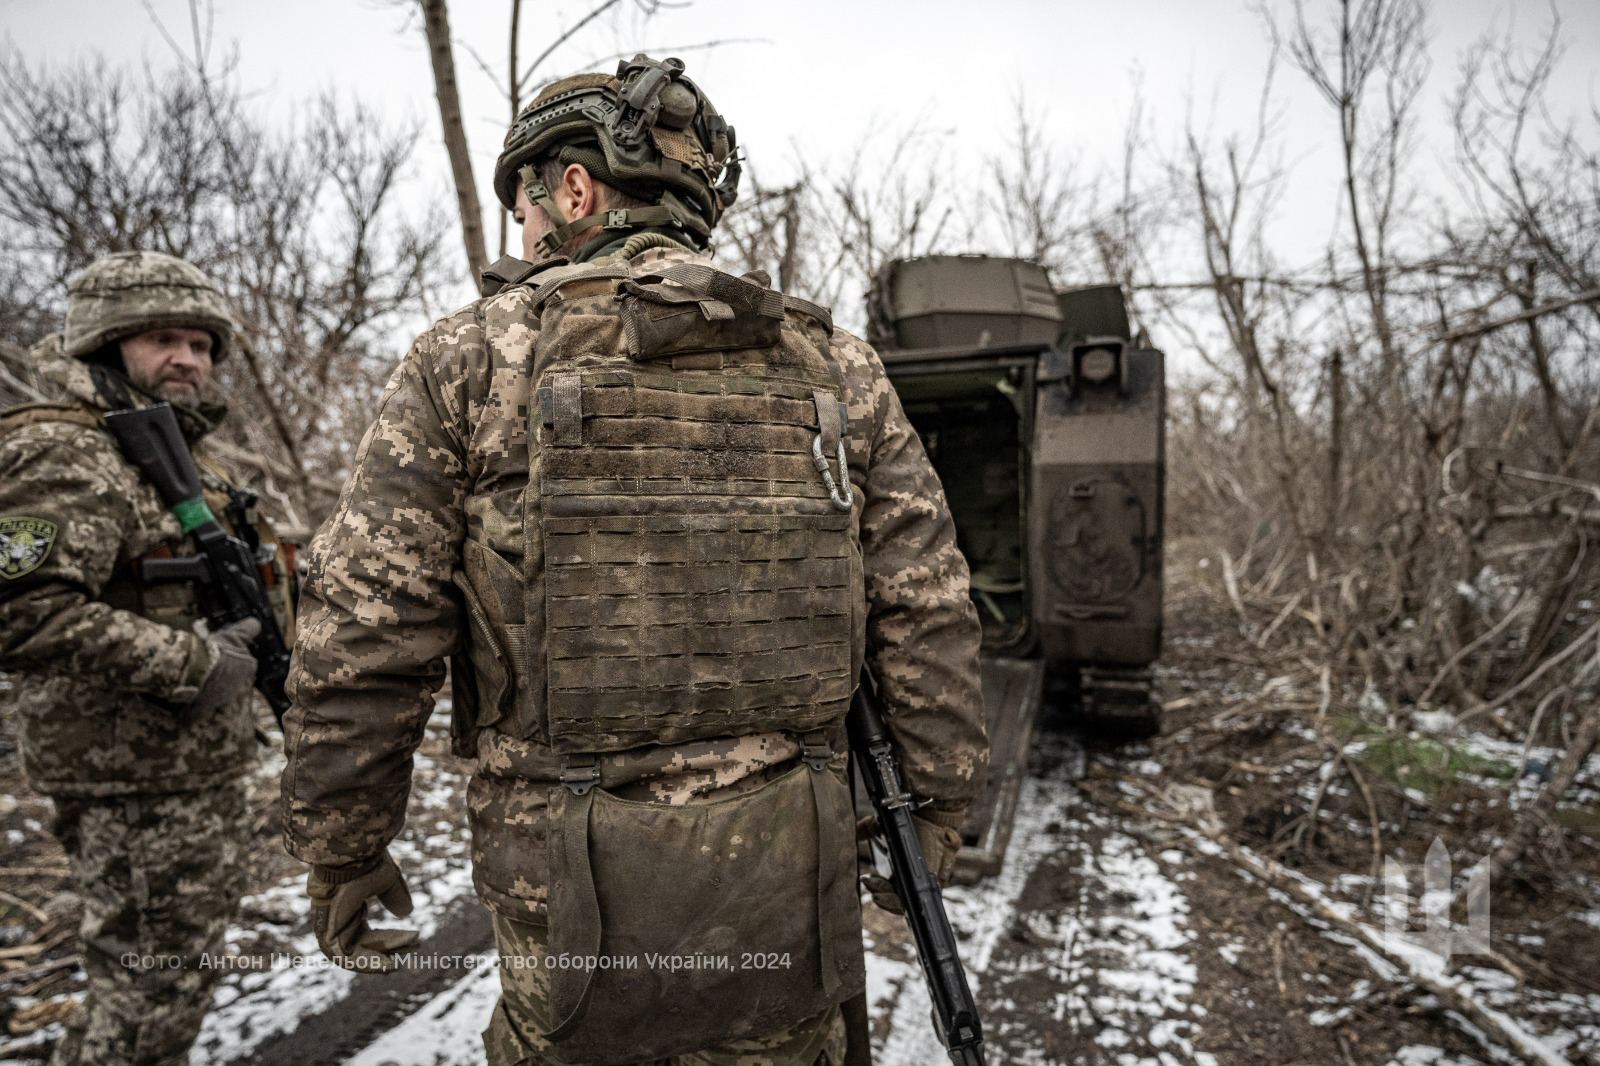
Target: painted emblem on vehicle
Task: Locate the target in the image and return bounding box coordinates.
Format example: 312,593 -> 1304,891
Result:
0,516 -> 58,580
1049,480 -> 1144,605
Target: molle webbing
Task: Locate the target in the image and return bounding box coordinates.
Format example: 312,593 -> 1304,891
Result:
531,265 -> 856,754
539,373 -> 855,752
538,371 -> 842,489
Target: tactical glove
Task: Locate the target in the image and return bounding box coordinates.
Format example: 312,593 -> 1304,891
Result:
307,851 -> 419,972
187,617 -> 260,715
857,808 -> 966,915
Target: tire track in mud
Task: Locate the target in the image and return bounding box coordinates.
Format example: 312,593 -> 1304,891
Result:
871,732 -> 1214,1066
976,800 -> 1210,1065
868,732 -> 1211,1066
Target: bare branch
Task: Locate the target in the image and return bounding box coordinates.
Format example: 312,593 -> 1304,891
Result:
517,0 -> 625,94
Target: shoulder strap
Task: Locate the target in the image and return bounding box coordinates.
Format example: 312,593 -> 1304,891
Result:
783,295 -> 834,336
0,401 -> 104,437
526,262 -> 633,311
480,255 -> 547,296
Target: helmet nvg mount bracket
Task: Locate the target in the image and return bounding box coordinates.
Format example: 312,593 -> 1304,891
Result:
493,53 -> 740,254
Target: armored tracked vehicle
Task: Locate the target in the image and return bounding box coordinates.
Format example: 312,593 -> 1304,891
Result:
867,255 -> 1166,879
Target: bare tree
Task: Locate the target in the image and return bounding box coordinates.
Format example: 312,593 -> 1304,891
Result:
716,175 -> 811,294
1161,0 -> 1598,764
991,95 -> 1084,275
1288,0 -> 1428,377
419,0 -> 489,285
0,50 -> 450,530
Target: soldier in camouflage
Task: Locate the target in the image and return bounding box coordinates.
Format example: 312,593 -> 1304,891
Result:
282,54 -> 987,1066
0,252 -> 265,1066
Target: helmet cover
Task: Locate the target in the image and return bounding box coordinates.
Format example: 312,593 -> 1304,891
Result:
63,251 -> 235,362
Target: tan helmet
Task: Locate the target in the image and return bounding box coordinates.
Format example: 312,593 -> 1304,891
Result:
63,251 -> 236,362
493,54 -> 740,253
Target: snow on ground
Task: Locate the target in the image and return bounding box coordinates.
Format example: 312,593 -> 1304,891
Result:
1387,1048 -> 1489,1066
870,759 -> 1071,1066
963,738 -> 1215,1066
193,856 -> 479,1063
1466,967 -> 1600,1063
340,956 -> 500,1066
195,735 -> 475,1064
1189,831 -> 1589,1066
1057,829 -> 1209,1063
193,874 -> 355,1063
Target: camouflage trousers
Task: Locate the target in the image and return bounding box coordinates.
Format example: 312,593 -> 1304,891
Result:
47,780 -> 250,1066
482,914 -> 848,1066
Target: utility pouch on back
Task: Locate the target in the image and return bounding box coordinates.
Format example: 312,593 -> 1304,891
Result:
618,264 -> 785,360
542,753 -> 864,1064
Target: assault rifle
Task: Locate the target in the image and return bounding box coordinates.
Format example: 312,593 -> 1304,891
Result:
104,403 -> 292,725
847,671 -> 985,1066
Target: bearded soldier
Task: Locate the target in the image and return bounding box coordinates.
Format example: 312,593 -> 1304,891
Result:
0,252 -> 289,1066
282,55 -> 987,1066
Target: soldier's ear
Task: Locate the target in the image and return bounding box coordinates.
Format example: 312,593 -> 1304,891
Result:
559,163 -> 598,219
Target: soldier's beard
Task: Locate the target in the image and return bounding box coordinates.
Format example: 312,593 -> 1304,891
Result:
126,368 -> 202,407
154,379 -> 202,406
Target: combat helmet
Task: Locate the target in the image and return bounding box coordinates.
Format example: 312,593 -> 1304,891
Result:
63,251 -> 236,363
493,53 -> 740,253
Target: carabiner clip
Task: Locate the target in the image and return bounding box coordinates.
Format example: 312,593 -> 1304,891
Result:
811,434 -> 854,512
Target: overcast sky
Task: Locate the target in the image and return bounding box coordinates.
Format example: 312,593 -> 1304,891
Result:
5,0 -> 1599,300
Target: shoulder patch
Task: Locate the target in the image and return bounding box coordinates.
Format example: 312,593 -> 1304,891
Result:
0,516 -> 58,580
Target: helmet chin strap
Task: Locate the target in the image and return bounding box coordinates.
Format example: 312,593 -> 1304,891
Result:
520,164 -> 679,256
